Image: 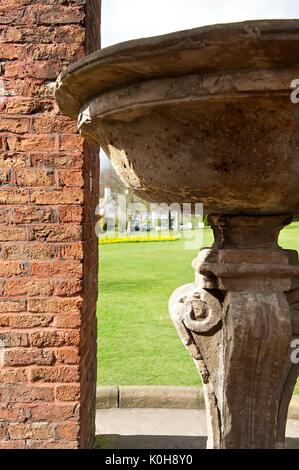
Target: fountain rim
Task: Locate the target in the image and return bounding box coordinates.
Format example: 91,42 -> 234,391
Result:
55,19 -> 299,119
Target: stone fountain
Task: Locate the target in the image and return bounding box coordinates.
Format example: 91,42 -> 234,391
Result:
56,20 -> 299,449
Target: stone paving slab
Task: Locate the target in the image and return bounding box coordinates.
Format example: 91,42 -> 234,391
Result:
95,408 -> 299,449
96,386 -> 299,419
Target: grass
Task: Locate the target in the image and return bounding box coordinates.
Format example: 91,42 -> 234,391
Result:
97,223 -> 299,393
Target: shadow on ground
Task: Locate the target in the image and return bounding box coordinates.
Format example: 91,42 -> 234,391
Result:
95,434 -> 207,449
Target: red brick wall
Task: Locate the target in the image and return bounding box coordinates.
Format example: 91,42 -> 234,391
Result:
0,0 -> 101,449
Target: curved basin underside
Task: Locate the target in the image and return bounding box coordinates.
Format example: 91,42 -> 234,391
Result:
56,20 -> 299,214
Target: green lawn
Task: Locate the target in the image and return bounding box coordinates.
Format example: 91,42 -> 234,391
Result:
97,223 -> 299,393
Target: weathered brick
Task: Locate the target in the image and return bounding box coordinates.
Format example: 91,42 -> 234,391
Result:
16,169 -> 54,187
0,369 -> 27,384
55,384 -> 80,402
55,422 -> 79,441
55,348 -> 79,365
0,153 -> 27,169
0,189 -> 28,204
28,297 -> 82,314
58,170 -> 84,188
6,135 -> 55,152
3,279 -> 53,296
29,44 -> 84,61
53,315 -> 81,329
9,423 -> 54,440
53,279 -> 81,296
30,153 -> 83,169
13,207 -> 55,224
59,135 -> 84,152
0,117 -> 29,134
9,315 -> 53,329
0,226 -> 27,241
0,261 -> 28,277
0,331 -> 28,347
30,261 -> 81,278
1,243 -> 56,260
30,366 -> 79,383
0,384 -> 54,403
59,243 -> 84,260
3,349 -> 54,366
0,169 -> 11,185
0,299 -> 26,313
28,225 -> 82,242
4,60 -> 60,79
30,330 -> 80,348
30,188 -> 83,205
29,403 -> 78,421
3,97 -> 53,114
59,206 -> 82,223
34,6 -> 84,25
32,114 -> 77,134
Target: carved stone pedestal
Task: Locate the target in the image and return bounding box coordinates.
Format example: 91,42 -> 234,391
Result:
169,215 -> 299,449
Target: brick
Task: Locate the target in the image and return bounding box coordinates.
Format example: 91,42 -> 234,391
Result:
0,369 -> 27,384
4,61 -> 60,80
59,206 -> 82,223
0,208 -> 9,224
6,135 -> 55,152
0,117 -> 29,134
0,331 -> 28,347
30,153 -> 83,169
30,366 -> 79,383
4,97 -> 53,114
26,440 -> 78,449
0,43 -> 26,59
53,279 -> 81,296
0,243 -> 56,260
0,153 -> 27,169
0,169 -> 11,185
13,207 -> 55,224
32,114 -> 77,134
16,169 -> 54,187
30,261 -> 81,278
0,261 -> 28,277
30,188 -> 83,205
3,279 -> 53,296
30,330 -> 80,348
9,423 -> 54,440
59,243 -> 83,260
54,25 -> 85,43
55,422 -> 79,441
0,405 -> 24,420
53,315 -> 81,329
9,315 -> 53,329
28,225 -> 82,242
0,299 -> 26,313
29,43 -> 84,62
0,384 -> 54,403
0,7 -> 28,25
29,403 -> 78,421
28,297 -> 82,314
0,440 -> 26,449
34,6 -> 84,25
55,348 -> 79,365
0,317 -> 10,327
0,226 -> 27,241
0,189 -> 28,204
59,135 -> 84,152
3,349 -> 54,366
55,384 -> 80,402
58,170 -> 84,188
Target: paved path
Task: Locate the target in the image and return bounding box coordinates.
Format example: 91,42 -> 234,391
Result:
95,408 -> 299,449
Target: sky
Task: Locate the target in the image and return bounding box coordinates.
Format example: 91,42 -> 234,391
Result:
100,0 -> 299,167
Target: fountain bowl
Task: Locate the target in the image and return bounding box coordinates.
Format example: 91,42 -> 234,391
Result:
56,20 -> 299,214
